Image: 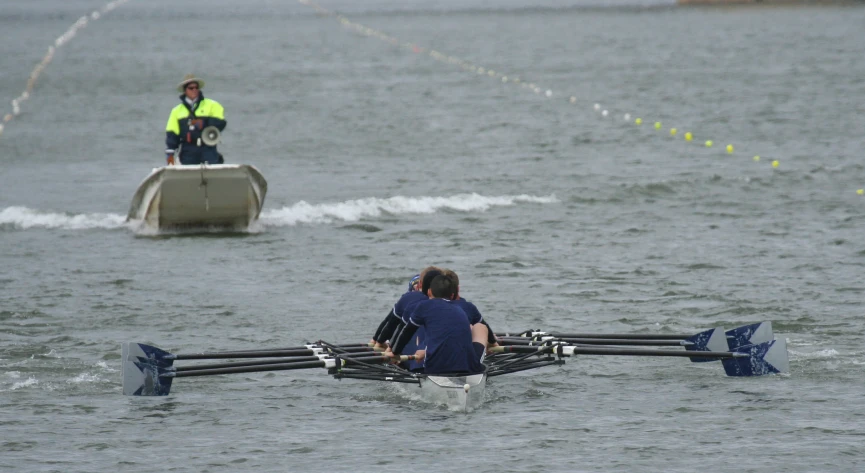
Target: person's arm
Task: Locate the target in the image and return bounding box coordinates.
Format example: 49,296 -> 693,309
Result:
483,320 -> 497,346
205,100 -> 226,131
390,321 -> 419,355
372,308 -> 402,345
165,107 -> 181,164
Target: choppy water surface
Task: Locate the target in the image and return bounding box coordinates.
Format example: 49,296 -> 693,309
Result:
2,1 -> 864,471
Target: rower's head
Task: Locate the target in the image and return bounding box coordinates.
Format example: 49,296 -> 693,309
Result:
442,269 -> 460,299
428,274 -> 458,300
408,274 -> 421,292
418,266 -> 443,294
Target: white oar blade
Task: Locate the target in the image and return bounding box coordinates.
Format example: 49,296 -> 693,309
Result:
685,327 -> 728,362
122,358 -> 173,396
722,338 -> 789,376
122,342 -> 175,396
726,321 -> 773,349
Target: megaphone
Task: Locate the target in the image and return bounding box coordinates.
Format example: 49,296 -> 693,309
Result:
201,126 -> 221,146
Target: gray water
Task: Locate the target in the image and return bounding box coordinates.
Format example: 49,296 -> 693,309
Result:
2,0 -> 865,471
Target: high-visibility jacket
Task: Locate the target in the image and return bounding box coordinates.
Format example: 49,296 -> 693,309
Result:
165,94 -> 226,164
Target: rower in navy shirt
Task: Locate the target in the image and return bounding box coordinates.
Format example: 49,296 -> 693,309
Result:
387,274 -> 486,375
370,267 -> 441,350
442,269 -> 499,349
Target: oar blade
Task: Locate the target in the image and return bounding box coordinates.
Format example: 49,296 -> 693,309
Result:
124,342 -> 175,365
721,338 -> 789,377
685,327 -> 729,362
122,358 -> 174,396
726,321 -> 773,349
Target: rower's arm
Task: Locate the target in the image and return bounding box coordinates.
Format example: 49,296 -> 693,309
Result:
390,321 -> 419,355
372,309 -> 404,344
372,309 -> 395,342
482,321 -> 497,345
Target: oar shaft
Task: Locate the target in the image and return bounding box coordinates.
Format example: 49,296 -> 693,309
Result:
175,352 -> 381,372
491,345 -> 737,359
498,337 -> 686,347
174,346 -> 376,360
169,354 -> 390,378
540,333 -> 695,340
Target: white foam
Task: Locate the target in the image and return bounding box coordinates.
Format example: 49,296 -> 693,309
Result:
0,206 -> 126,230
67,373 -> 102,384
790,348 -> 840,360
260,193 -> 558,227
8,377 -> 39,391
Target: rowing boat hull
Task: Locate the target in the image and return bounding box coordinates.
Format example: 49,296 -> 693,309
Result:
401,373 -> 486,412
126,164 -> 267,231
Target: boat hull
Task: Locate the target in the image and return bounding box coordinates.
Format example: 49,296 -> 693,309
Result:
402,373 -> 486,412
126,164 -> 267,230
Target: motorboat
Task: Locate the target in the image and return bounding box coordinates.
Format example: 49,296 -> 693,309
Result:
126,163 -> 267,231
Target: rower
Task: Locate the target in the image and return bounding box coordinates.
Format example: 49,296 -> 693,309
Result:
386,274 -> 486,375
369,267 -> 441,350
441,269 -> 499,352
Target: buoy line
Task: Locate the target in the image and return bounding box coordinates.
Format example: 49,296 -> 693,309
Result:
298,0 -> 862,197
0,0 -> 131,140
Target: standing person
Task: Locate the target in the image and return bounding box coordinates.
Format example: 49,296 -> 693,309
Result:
164,74 -> 226,165
386,274 -> 486,375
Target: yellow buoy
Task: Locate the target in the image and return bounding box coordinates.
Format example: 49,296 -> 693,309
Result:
772,160 -> 780,168
654,121 -> 662,130
670,128 -> 677,136
705,140 -> 713,148
685,132 -> 693,142
726,144 -> 734,154
858,189 -> 864,195
635,118 -> 642,125
753,155 -> 760,162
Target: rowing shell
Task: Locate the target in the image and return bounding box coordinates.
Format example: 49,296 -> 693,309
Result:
398,373 -> 486,413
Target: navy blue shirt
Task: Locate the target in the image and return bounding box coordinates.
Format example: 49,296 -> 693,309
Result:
394,291 -> 428,323
454,298 -> 483,325
408,298 -> 485,375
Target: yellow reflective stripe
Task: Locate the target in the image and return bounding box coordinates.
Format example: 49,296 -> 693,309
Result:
165,105 -> 186,134
200,99 -> 224,120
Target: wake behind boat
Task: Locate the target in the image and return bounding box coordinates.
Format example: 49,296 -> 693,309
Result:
121,321 -> 789,413
126,163 -> 267,231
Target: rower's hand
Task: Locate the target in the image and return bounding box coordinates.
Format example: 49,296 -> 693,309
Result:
165,149 -> 176,165
486,342 -> 500,355
413,349 -> 425,361
383,349 -> 399,363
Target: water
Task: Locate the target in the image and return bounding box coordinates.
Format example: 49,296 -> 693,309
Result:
2,0 -> 864,471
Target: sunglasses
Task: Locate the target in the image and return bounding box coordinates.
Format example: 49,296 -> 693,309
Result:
186,85 -> 199,90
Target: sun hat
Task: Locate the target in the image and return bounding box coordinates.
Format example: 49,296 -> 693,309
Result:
177,73 -> 205,92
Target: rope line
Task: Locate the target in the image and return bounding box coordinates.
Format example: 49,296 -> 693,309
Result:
298,0 -> 863,197
0,0 -> 131,139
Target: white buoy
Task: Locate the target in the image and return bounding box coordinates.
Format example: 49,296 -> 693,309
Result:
594,103 -> 600,111
601,110 -> 608,117
464,383 -> 471,393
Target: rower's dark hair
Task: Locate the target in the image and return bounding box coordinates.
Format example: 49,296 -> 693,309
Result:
421,269 -> 443,294
429,274 -> 457,300
442,269 -> 459,297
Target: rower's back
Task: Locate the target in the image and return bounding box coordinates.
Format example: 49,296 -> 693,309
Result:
408,276 -> 485,375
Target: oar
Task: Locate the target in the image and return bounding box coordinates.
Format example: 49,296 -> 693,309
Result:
497,337 -> 692,347
498,322 -> 774,361
122,342 -> 379,363
171,351 -> 390,372
123,348 -> 414,396
490,337 -> 789,377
